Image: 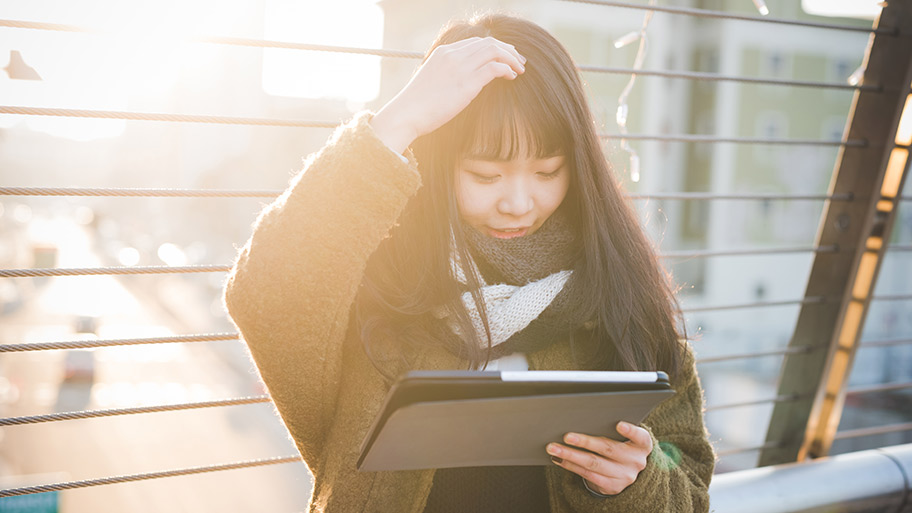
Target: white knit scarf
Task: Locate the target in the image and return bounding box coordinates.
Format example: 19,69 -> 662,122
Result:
432,246 -> 573,348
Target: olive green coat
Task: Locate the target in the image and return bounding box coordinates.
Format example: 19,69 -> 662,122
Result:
224,113 -> 715,512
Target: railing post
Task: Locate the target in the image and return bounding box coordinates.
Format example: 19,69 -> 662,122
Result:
759,2 -> 912,466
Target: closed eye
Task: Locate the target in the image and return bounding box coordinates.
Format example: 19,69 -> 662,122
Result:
468,171 -> 499,184
537,168 -> 563,180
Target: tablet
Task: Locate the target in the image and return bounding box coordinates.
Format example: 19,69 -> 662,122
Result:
357,370 -> 674,471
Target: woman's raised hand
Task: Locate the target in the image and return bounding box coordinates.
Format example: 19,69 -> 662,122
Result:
370,37 -> 526,154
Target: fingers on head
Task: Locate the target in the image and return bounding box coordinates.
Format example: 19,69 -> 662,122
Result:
477,61 -> 517,83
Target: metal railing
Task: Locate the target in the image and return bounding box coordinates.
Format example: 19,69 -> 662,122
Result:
0,0 -> 909,505
709,443 -> 912,513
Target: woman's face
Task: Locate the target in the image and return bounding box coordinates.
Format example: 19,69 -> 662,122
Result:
455,153 -> 570,239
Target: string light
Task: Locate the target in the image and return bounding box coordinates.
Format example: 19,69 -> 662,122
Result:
615,0 -> 769,183
847,65 -> 865,86
614,0 -> 655,183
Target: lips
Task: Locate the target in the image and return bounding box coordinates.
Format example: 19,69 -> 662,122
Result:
487,226 -> 530,239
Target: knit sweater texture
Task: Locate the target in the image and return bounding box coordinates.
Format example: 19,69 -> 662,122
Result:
223,112 -> 716,513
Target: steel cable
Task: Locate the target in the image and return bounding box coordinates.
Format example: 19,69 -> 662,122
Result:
662,245 -> 838,259
0,248 -> 839,280
0,188 -> 856,201
0,396 -> 272,426
705,393 -> 805,412
681,296 -> 829,313
0,456 -> 303,497
0,265 -> 229,278
859,338 -> 912,348
0,333 -> 238,353
0,106 -> 862,146
577,65 -> 877,91
598,132 -> 863,146
628,193 -> 853,201
0,106 -> 335,127
871,294 -> 912,301
557,0 -> 892,34
845,382 -> 912,395
696,345 -> 817,364
1,244 -> 848,280
0,20 -> 423,59
715,441 -> 781,458
833,423 -> 912,440
0,19 -> 874,91
0,186 -> 279,198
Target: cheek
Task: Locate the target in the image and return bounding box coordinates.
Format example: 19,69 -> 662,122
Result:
455,179 -> 491,222
539,176 -> 571,213
456,186 -> 494,222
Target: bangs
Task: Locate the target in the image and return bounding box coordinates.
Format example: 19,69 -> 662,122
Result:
453,77 -> 570,161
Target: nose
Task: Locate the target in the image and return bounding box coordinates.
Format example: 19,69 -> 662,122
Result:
497,180 -> 534,217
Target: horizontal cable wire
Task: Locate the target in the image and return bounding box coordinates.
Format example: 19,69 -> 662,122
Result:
695,345 -> 817,365
0,333 -> 238,353
715,441 -> 781,458
889,244 -> 912,252
557,0 -> 891,34
0,265 -> 229,278
3,332 -> 900,356
0,20 -> 423,59
661,245 -> 837,259
0,106 -> 335,128
629,192 -> 853,201
845,382 -> 912,396
0,186 -> 279,198
0,455 -> 302,498
194,35 -> 423,59
1,248 -> 844,280
833,422 -> 912,441
859,338 -> 912,348
0,19 -> 873,92
871,294 -> 912,301
598,133 -> 861,146
0,396 -> 271,426
681,296 -> 828,313
705,394 -> 804,412
0,106 -> 860,146
0,187 -> 854,202
577,65 -> 876,91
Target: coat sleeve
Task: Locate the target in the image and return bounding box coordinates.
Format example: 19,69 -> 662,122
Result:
549,343 -> 716,512
222,112 -> 421,475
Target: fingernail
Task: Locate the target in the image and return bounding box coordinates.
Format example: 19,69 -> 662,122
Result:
520,55 -> 527,64
551,456 -> 563,464
547,444 -> 562,456
565,433 -> 579,444
618,422 -> 629,434
519,63 -> 525,72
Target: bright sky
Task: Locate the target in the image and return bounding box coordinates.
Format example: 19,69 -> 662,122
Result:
802,0 -> 883,19
262,0 -> 383,102
0,0 -> 383,141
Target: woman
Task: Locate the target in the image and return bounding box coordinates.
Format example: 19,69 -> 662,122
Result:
224,12 -> 715,512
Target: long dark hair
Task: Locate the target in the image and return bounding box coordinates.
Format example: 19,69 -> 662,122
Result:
356,13 -> 685,382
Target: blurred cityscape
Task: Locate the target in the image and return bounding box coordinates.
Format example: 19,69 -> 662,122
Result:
1,0 -> 910,511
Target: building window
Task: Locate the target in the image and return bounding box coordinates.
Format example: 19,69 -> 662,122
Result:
754,111 -> 788,159
762,51 -> 791,78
